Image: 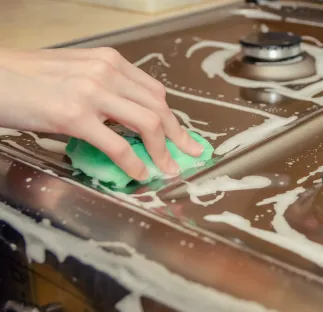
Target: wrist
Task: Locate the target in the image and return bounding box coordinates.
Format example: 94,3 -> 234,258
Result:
0,48 -> 31,74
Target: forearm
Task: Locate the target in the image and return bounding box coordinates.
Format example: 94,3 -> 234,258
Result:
0,48 -> 49,76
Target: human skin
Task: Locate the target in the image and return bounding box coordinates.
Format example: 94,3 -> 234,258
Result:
0,47 -> 203,180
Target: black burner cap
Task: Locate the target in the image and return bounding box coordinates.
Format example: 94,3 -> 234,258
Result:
246,0 -> 278,3
240,32 -> 302,49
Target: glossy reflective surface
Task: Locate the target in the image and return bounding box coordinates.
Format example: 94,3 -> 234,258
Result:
2,1 -> 323,311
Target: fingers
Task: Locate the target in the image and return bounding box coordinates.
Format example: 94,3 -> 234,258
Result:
105,55 -> 205,156
119,56 -> 167,98
86,61 -> 204,157
78,118 -> 149,181
44,49 -> 204,157
110,71 -> 204,157
92,88 -> 180,176
160,112 -> 205,156
45,48 -> 204,163
50,47 -> 166,98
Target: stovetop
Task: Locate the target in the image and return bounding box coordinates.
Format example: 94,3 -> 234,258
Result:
2,1 -> 323,312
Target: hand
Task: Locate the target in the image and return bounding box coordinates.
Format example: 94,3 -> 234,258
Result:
0,47 -> 203,181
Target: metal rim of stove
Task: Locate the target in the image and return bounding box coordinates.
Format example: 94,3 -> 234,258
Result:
240,31 -> 303,62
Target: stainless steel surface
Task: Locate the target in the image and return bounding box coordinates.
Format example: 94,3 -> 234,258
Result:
241,45 -> 301,60
226,51 -> 317,81
2,0 -> 323,311
240,32 -> 302,61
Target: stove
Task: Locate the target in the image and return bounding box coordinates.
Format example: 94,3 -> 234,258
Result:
226,31 -> 317,81
2,1 -> 323,312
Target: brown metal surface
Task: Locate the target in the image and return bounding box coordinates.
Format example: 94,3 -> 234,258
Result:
2,1 -> 323,311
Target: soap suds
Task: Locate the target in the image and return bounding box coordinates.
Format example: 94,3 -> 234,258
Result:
235,3 -> 323,28
172,109 -> 226,140
0,10 -> 322,312
24,131 -> 67,154
116,294 -> 143,312
0,202 -> 275,312
166,87 -> 277,119
186,39 -> 323,105
133,53 -> 170,68
205,187 -> 323,266
214,116 -> 297,156
187,176 -> 272,207
0,128 -> 21,137
297,166 -> 323,184
302,36 -> 323,48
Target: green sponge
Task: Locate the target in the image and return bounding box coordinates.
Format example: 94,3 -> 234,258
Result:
65,126 -> 214,189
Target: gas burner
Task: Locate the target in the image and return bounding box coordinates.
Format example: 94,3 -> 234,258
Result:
240,32 -> 302,62
225,31 -> 317,82
245,0 -> 279,4
239,88 -> 286,105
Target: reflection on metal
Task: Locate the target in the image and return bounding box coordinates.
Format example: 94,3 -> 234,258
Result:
240,88 -> 286,105
2,0 -> 323,312
225,51 -> 316,82
240,32 -> 302,61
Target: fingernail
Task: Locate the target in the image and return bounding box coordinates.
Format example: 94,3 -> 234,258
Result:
167,159 -> 180,175
190,140 -> 204,156
138,168 -> 150,181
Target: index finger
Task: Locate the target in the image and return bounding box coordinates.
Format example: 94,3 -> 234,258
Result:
77,118 -> 149,182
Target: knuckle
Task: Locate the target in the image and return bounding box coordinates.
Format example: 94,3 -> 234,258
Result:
112,142 -> 132,159
57,77 -> 99,131
74,77 -> 99,98
155,81 -> 166,98
94,47 -> 122,65
135,165 -> 147,178
145,112 -> 162,133
107,48 -> 122,62
57,102 -> 85,132
89,59 -> 112,77
154,100 -> 169,113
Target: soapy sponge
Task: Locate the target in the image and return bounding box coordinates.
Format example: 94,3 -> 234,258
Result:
65,126 -> 214,189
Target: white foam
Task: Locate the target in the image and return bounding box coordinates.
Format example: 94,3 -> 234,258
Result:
302,36 -> 323,48
204,212 -> 250,226
0,151 -> 201,240
0,128 -> 66,155
235,2 -> 323,28
92,240 -> 137,256
0,202 -> 275,312
116,293 -> 143,312
186,39 -> 323,105
233,9 -> 282,21
187,175 -> 272,196
297,165 -> 323,184
261,1 -> 323,13
178,37 -> 323,156
24,131 -> 67,154
214,116 -> 297,156
1,25 -> 322,312
187,176 -> 271,207
287,17 -> 323,29
166,87 -> 277,119
59,176 -> 200,238
131,41 -> 311,163
1,139 -> 71,169
186,40 -> 238,58
0,127 -> 21,137
260,24 -> 269,33
133,53 -> 170,68
205,187 -> 323,266
190,191 -> 225,207
172,109 -> 227,140
2,140 -> 36,155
